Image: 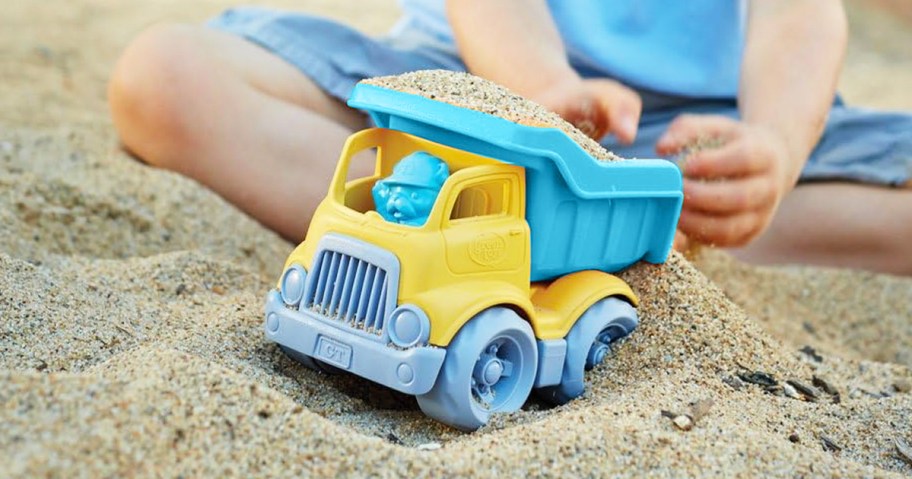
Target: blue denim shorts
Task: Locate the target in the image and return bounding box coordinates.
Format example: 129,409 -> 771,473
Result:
209,7 -> 912,186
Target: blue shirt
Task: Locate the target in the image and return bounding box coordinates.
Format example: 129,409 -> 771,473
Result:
396,0 -> 746,98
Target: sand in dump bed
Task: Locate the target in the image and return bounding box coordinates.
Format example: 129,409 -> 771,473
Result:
363,71 -> 622,162
2,1 -> 912,477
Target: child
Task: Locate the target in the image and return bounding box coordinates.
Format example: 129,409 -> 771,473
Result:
108,0 -> 912,275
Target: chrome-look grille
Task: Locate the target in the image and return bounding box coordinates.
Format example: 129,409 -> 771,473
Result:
305,250 -> 389,335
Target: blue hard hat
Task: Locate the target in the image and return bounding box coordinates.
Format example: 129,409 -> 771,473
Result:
385,152 -> 449,189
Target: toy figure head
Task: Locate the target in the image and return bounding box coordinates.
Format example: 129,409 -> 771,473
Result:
372,152 -> 450,226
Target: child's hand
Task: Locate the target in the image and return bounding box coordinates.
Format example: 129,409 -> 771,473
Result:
656,115 -> 798,247
533,78 -> 642,143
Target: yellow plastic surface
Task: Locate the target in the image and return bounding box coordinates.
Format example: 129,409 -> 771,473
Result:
530,270 -> 639,340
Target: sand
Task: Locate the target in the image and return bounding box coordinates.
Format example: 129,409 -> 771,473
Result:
2,1 -> 911,477
364,71 -> 622,161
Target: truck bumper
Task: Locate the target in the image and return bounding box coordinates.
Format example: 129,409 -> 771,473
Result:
264,290 -> 445,395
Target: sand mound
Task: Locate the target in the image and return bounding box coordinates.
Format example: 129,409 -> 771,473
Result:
696,249 -> 912,367
4,249 -> 911,477
1,128 -> 289,275
2,1 -> 911,477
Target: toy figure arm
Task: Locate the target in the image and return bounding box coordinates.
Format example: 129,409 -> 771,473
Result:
658,0 -> 847,247
446,0 -> 641,143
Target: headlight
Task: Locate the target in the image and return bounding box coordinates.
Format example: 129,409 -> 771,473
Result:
387,304 -> 430,348
280,264 -> 307,307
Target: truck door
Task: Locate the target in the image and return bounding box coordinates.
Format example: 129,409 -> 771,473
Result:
442,171 -> 528,276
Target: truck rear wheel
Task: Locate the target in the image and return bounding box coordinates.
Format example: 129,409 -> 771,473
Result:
537,297 -> 638,405
416,307 -> 538,431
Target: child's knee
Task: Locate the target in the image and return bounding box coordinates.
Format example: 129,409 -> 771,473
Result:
109,23 -> 211,166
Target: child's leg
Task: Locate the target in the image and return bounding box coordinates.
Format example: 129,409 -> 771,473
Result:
110,24 -> 363,240
110,9 -> 466,241
731,182 -> 912,275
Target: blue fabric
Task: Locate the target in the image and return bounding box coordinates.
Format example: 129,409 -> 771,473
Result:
396,0 -> 746,98
208,7 -> 466,102
208,7 -> 912,186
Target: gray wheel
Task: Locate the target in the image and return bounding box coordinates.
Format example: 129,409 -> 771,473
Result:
416,307 -> 538,431
537,297 -> 638,405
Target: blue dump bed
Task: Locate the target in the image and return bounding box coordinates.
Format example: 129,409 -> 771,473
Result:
349,84 -> 683,281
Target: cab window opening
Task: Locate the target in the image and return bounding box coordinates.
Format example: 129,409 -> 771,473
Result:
450,180 -> 509,222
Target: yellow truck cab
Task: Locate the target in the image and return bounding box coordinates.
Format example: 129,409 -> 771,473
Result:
264,83 -> 682,430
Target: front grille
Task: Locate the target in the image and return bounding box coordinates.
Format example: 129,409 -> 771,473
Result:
305,250 -> 389,335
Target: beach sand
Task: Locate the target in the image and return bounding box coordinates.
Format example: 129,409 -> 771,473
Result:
2,1 -> 911,477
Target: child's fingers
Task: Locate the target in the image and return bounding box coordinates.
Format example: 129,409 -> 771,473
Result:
590,79 -> 642,144
676,207 -> 766,247
681,139 -> 771,180
682,176 -> 777,215
655,114 -> 738,155
537,78 -> 641,143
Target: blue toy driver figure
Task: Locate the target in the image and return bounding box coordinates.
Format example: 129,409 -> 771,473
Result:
372,151 -> 450,227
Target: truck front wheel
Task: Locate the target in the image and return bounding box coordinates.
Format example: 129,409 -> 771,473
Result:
537,297 -> 638,405
416,307 -> 538,431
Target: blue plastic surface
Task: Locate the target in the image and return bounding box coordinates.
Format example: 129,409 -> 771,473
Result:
372,151 -> 450,226
416,307 -> 538,431
536,297 -> 638,405
534,339 -> 567,388
304,233 -> 400,340
267,233 -> 449,395
266,289 -> 446,394
349,84 -> 683,280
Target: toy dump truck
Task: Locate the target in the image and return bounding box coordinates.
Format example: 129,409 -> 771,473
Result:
264,82 -> 683,431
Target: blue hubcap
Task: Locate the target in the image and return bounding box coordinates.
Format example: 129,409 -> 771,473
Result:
471,341 -> 515,406
586,341 -> 610,369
